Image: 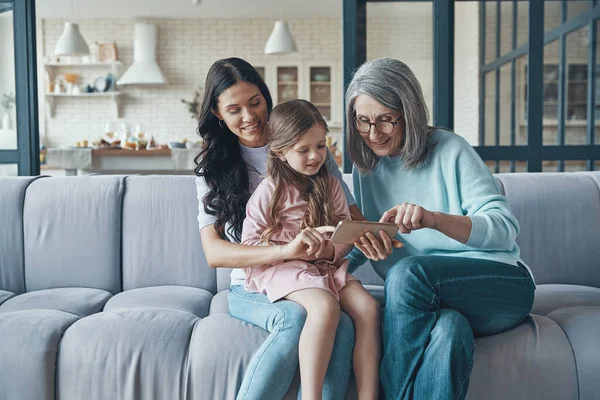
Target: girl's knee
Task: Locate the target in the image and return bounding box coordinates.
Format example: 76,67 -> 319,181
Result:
353,295 -> 381,326
306,294 -> 341,322
365,296 -> 382,325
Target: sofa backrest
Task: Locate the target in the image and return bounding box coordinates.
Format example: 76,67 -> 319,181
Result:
2,171 -> 599,295
495,172 -> 600,287
121,176 -> 215,293
0,177 -> 37,295
23,176 -> 124,294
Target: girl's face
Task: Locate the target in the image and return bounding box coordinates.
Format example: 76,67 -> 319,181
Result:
353,94 -> 404,157
213,81 -> 269,148
280,124 -> 328,176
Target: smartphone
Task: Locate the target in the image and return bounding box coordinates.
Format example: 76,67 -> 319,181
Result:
330,220 -> 398,244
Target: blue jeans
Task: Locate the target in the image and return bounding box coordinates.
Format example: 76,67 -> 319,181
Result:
381,256 -> 535,400
228,285 -> 355,400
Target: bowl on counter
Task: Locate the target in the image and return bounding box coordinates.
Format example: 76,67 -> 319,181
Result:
169,141 -> 187,149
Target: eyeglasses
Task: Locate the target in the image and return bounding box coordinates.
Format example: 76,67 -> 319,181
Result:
354,116 -> 402,134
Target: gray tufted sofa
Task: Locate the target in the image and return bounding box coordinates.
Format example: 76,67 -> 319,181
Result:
0,171 -> 599,400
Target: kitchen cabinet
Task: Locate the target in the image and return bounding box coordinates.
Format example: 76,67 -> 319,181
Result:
252,60 -> 342,128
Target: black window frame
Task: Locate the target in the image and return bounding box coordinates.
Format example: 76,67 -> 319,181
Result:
0,0 -> 40,176
342,0 -> 600,173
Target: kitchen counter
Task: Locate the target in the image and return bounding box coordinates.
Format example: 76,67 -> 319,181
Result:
43,147 -> 200,175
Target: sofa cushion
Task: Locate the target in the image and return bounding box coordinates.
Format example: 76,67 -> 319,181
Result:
208,290 -> 230,315
186,314 -> 273,400
353,262 -> 385,286
0,290 -> 14,306
121,176 -> 216,293
545,306 -> 600,400
0,288 -> 112,317
531,284 -> 600,315
217,268 -> 234,293
495,172 -> 600,287
23,176 -> 124,293
0,310 -> 78,400
57,308 -> 198,400
577,171 -> 600,188
0,177 -> 40,295
466,314 -> 578,400
104,286 -> 213,318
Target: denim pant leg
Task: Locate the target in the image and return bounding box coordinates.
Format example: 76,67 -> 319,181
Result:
381,256 -> 535,400
229,286 -> 307,400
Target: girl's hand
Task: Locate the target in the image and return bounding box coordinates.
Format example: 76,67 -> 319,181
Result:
380,202 -> 436,234
354,230 -> 404,261
284,226 -> 336,260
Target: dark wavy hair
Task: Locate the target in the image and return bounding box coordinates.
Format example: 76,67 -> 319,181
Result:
194,57 -> 273,242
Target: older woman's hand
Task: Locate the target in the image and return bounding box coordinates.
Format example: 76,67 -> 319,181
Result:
380,202 -> 437,234
354,230 -> 404,261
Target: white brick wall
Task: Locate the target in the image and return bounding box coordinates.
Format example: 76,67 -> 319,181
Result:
39,18 -> 346,147
39,10 -> 446,148
366,2 -> 481,144
367,3 -> 434,124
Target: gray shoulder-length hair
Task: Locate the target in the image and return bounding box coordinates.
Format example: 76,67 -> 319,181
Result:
346,58 -> 435,174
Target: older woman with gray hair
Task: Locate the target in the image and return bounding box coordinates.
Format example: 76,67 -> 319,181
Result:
344,58 -> 536,399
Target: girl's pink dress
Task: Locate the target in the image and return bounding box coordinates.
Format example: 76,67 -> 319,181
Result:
241,175 -> 356,302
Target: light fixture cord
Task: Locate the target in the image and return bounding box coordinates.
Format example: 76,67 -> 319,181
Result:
279,0 -> 283,21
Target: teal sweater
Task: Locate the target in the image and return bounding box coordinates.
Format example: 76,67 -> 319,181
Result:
347,129 -> 526,279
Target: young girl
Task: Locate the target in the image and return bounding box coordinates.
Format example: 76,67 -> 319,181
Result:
241,99 -> 381,400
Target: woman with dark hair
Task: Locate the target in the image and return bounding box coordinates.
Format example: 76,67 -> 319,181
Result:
344,58 -> 535,400
194,57 -> 359,399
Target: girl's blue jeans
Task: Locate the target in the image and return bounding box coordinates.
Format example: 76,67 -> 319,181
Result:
228,285 -> 355,400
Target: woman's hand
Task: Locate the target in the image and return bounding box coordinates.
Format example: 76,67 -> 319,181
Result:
284,226 -> 336,261
380,202 -> 437,234
354,230 -> 404,261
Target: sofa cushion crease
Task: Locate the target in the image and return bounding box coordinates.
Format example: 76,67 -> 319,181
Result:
531,284 -> 600,315
0,287 -> 112,317
0,290 -> 15,306
208,290 -> 230,315
103,285 -> 213,318
0,177 -> 41,295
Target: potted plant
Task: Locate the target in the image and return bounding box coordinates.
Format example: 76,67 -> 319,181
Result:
1,92 -> 15,130
181,87 -> 203,120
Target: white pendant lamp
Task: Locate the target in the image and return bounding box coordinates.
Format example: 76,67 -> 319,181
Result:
265,20 -> 297,55
55,22 -> 89,56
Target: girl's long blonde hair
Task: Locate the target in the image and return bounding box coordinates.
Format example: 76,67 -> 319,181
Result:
261,100 -> 345,243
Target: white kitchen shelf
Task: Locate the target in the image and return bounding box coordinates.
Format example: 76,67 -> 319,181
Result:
45,92 -> 122,118
44,61 -> 123,81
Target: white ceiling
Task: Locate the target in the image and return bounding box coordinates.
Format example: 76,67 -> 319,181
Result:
34,0 -> 428,19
